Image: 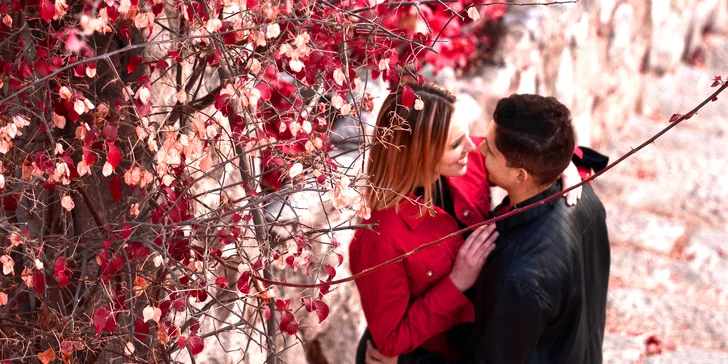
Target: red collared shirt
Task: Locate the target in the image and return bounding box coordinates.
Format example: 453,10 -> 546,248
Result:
349,137 -> 489,358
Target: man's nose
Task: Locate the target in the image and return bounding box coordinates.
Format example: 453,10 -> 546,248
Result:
464,138 -> 476,152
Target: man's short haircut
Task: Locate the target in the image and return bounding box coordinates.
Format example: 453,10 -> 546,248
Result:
493,94 -> 576,186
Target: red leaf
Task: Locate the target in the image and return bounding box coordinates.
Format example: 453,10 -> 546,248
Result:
188,334 -> 204,355
109,175 -> 122,203
215,276 -> 228,288
93,307 -> 116,334
127,55 -> 143,74
275,299 -> 291,310
177,335 -> 187,349
40,0 -> 54,23
54,256 -> 70,287
712,96 -> 718,102
107,143 -> 122,168
279,310 -> 298,336
236,271 -> 250,294
323,264 -> 336,280
335,253 -> 344,267
669,113 -> 682,123
156,59 -> 169,71
401,85 -> 414,108
134,318 -> 150,341
103,125 -> 118,142
313,300 -> 329,323
301,297 -> 314,312
32,269 -> 46,294
172,298 -> 186,312
152,2 -> 164,16
106,5 -> 119,23
711,75 -> 722,87
189,318 -> 200,333
256,83 -> 272,101
252,258 -> 263,271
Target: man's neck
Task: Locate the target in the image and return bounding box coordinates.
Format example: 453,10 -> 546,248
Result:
506,183 -> 552,206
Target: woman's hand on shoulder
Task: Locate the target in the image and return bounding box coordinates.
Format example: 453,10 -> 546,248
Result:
561,161 -> 582,206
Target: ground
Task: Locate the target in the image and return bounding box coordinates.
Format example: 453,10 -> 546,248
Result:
597,61 -> 728,363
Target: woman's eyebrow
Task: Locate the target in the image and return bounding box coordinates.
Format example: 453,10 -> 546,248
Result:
450,134 -> 465,147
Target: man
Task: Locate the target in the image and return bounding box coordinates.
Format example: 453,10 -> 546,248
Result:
471,94 -> 610,364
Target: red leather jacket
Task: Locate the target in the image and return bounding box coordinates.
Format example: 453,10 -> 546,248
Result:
349,137 -> 490,358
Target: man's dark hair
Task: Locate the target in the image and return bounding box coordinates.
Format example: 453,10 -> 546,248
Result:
493,94 -> 576,186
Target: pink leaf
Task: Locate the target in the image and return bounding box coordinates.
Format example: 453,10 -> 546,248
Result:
401,85 -> 414,108
188,334 -> 204,355
109,175 -> 122,203
669,113 -> 682,123
107,143 -> 121,168
127,55 -> 143,74
265,306 -> 271,321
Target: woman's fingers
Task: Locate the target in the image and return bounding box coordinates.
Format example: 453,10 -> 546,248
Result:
475,232 -> 498,262
365,341 -> 381,364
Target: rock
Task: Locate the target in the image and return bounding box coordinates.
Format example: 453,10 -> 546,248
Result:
608,3 -> 636,65
649,10 -> 688,73
707,35 -> 728,72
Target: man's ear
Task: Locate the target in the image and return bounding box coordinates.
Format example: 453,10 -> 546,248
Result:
514,168 -> 528,185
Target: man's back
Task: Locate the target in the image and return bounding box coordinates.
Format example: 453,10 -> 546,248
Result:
471,182 -> 610,364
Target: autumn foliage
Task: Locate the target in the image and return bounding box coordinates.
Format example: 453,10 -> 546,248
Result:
0,0 -> 505,361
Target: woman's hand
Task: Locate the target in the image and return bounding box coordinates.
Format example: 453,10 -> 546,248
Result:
449,224 -> 498,292
366,341 -> 398,364
561,161 -> 582,206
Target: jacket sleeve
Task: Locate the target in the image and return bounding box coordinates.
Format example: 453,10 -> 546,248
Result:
353,237 -> 472,357
471,279 -> 550,364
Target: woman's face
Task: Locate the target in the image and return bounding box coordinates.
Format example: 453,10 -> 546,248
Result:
435,116 -> 476,177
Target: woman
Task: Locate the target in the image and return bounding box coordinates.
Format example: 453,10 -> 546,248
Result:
350,82 -> 583,363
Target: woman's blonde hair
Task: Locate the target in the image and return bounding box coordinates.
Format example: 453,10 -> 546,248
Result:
366,82 -> 457,211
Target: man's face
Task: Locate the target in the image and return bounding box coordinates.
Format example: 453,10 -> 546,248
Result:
479,122 -> 519,190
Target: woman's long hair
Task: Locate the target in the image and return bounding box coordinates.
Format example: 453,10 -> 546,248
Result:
366,83 -> 457,212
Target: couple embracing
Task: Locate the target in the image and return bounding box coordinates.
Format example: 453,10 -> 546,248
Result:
350,83 -> 611,364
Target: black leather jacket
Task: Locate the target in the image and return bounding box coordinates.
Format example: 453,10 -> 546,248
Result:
469,181 -> 610,364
